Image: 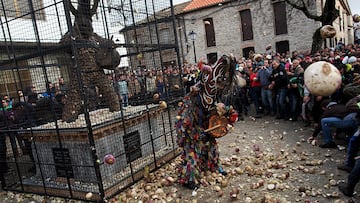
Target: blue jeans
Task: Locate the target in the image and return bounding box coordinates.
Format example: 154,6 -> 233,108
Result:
288,91 -> 299,119
347,157 -> 360,190
261,88 -> 274,114
8,132 -> 18,157
249,86 -> 262,114
276,88 -> 287,117
321,113 -> 358,144
345,129 -> 360,167
121,94 -> 128,107
0,133 -> 7,173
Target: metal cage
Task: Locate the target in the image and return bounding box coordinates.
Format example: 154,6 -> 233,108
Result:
0,0 -> 183,202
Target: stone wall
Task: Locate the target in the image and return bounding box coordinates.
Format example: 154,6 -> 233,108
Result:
30,107 -> 170,184
183,0 -> 350,61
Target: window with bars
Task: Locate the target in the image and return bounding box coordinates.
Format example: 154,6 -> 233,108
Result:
159,27 -> 171,44
0,69 -> 32,98
1,0 -> 45,20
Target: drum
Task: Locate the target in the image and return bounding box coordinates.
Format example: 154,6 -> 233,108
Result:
206,114 -> 230,138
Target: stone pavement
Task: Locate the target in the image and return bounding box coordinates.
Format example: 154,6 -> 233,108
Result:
0,113 -> 359,202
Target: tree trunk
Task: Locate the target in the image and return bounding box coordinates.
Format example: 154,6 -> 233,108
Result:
311,28 -> 323,54
311,0 -> 338,53
285,0 -> 339,54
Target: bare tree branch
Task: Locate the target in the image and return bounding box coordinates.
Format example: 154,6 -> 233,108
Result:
285,0 -> 339,53
68,0 -> 78,16
90,0 -> 100,16
284,0 -> 322,21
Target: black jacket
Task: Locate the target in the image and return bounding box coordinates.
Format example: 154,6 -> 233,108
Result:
322,102 -> 350,119
270,63 -> 288,89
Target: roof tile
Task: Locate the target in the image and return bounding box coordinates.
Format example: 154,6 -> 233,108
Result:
183,0 -> 225,12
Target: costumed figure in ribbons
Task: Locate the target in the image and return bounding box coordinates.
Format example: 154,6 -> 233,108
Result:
176,55 -> 239,190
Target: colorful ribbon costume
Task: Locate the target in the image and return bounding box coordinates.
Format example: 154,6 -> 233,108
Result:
176,55 -> 238,189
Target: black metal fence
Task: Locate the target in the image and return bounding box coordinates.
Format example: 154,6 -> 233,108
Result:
0,0 -> 182,202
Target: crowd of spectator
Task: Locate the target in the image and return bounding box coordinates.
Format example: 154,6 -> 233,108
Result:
230,44 -> 360,146
110,42 -> 360,196
223,43 -> 360,197
115,66 -> 192,107
1,42 -> 360,194
111,43 -> 360,160
0,77 -> 68,188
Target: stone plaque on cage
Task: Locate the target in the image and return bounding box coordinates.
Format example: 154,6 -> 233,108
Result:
123,130 -> 142,163
52,148 -> 74,178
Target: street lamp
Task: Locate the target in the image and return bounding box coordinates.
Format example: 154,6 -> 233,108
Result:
188,30 -> 197,63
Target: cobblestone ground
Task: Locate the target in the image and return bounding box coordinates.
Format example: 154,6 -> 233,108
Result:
0,113 -> 359,203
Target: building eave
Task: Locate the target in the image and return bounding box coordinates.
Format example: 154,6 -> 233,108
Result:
339,0 -> 351,15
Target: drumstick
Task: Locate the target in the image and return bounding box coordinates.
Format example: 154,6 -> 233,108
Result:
204,124 -> 222,132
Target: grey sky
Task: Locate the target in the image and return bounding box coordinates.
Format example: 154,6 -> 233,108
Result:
349,0 -> 360,15
173,0 -> 189,5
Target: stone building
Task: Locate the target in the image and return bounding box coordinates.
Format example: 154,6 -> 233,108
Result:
121,0 -> 353,68
333,0 -> 355,45
119,1 -> 189,71
181,0 -> 354,63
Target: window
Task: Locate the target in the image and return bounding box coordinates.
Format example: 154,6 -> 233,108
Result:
342,12 -> 345,32
1,0 -> 45,20
239,9 -> 253,41
207,52 -> 218,65
204,18 -> 216,47
273,1 -> 288,35
275,40 -> 289,55
338,7 -> 342,31
242,47 -> 254,59
0,68 -> 31,98
330,38 -> 334,48
159,28 -> 171,44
